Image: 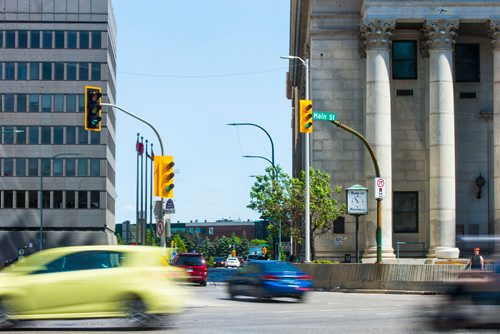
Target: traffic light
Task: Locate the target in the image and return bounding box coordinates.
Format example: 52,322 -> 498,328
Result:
154,156 -> 175,198
171,240 -> 175,248
231,249 -> 236,257
299,99 -> 313,133
262,246 -> 267,256
84,86 -> 102,131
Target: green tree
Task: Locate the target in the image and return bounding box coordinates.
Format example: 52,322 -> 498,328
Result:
173,234 -> 187,253
248,165 -> 291,258
290,167 -> 346,260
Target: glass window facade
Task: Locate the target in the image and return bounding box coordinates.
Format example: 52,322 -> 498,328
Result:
455,44 -> 480,82
30,31 -> 40,48
91,31 -> 101,49
67,31 -> 77,49
18,31 -> 27,48
78,159 -> 88,176
55,31 -> 64,48
42,31 -> 52,48
392,41 -> 417,80
393,191 -> 418,233
30,62 -> 39,80
28,158 -> 38,176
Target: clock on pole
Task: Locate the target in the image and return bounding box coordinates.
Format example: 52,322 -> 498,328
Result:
346,184 -> 369,263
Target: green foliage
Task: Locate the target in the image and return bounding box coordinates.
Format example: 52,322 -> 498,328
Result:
173,234 -> 187,253
207,256 -> 214,267
248,166 -> 346,261
171,234 -> 250,259
312,259 -> 338,264
248,165 -> 292,226
250,239 -> 268,246
280,249 -> 287,261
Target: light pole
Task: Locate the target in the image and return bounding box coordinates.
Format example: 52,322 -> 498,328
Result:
242,155 -> 281,260
228,123 -> 281,258
281,55 -> 311,262
40,153 -> 80,251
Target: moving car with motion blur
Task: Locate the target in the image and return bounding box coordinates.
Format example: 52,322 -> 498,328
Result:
213,257 -> 226,268
0,245 -> 189,329
172,252 -> 208,286
225,257 -> 241,268
226,260 -> 313,302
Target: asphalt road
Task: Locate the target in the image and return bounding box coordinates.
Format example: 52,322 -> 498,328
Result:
3,280 -> 455,334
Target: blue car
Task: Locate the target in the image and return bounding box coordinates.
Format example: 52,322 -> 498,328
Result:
227,260 -> 313,302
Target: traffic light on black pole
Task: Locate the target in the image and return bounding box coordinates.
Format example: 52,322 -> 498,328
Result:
299,99 -> 313,133
160,156 -> 175,199
84,85 -> 102,131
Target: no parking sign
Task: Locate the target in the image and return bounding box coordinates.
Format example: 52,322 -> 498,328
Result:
374,177 -> 386,199
156,220 -> 164,237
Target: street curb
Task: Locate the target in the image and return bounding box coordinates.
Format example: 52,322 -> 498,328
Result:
315,288 -> 444,295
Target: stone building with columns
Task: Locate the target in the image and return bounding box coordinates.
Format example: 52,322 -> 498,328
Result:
286,0 -> 500,260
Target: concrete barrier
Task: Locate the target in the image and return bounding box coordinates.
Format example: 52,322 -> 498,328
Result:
297,263 -> 467,292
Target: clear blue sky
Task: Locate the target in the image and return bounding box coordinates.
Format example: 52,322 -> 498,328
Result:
112,1 -> 292,224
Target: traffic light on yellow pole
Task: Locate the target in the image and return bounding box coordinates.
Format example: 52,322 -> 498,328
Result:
154,156 -> 175,199
84,86 -> 102,131
262,246 -> 267,256
299,99 -> 313,133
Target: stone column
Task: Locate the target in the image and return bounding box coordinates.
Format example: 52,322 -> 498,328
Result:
359,19 -> 395,260
423,19 -> 460,259
489,21 -> 500,253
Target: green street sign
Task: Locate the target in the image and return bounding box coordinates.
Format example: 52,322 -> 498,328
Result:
312,111 -> 336,121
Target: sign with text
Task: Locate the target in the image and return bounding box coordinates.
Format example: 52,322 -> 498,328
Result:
312,111 -> 336,121
374,177 -> 386,199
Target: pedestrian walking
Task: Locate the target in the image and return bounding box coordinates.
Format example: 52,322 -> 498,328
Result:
466,247 -> 484,270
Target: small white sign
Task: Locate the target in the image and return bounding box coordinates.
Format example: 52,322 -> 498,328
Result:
156,220 -> 164,237
374,177 -> 386,199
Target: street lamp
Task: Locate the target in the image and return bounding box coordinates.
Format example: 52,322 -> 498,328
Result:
242,155 -> 281,260
39,153 -> 80,251
228,122 -> 281,258
281,55 -> 311,262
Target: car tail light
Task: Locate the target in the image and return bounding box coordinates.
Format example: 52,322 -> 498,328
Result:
261,274 -> 279,281
298,274 -> 312,280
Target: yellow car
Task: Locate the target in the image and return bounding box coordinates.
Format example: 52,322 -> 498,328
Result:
0,245 -> 189,328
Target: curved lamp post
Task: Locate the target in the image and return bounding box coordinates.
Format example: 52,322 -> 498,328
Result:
228,123 -> 279,258
243,155 -> 282,259
281,55 -> 311,262
40,153 -> 81,250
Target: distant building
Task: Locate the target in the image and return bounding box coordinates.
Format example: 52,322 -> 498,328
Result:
115,219 -> 267,245
0,0 -> 117,261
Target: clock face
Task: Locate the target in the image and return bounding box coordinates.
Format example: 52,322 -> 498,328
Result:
347,190 -> 368,215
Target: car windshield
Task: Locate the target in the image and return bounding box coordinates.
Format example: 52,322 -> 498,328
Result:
175,255 -> 203,266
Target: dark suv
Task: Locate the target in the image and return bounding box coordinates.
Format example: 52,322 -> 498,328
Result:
173,252 -> 208,286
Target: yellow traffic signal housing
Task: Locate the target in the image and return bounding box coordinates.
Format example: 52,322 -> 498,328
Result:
262,246 -> 267,255
299,99 -> 313,133
154,156 -> 175,199
84,85 -> 102,131
231,249 -> 236,257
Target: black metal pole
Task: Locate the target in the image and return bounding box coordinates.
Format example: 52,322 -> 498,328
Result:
149,143 -> 154,245
140,136 -> 144,244
356,215 -> 360,263
135,133 -> 140,244
144,139 -> 149,245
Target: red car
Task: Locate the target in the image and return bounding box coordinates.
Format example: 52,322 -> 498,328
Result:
173,252 -> 208,286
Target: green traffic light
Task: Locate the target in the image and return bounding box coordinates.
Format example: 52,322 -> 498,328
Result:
306,123 -> 312,129
166,184 -> 175,192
